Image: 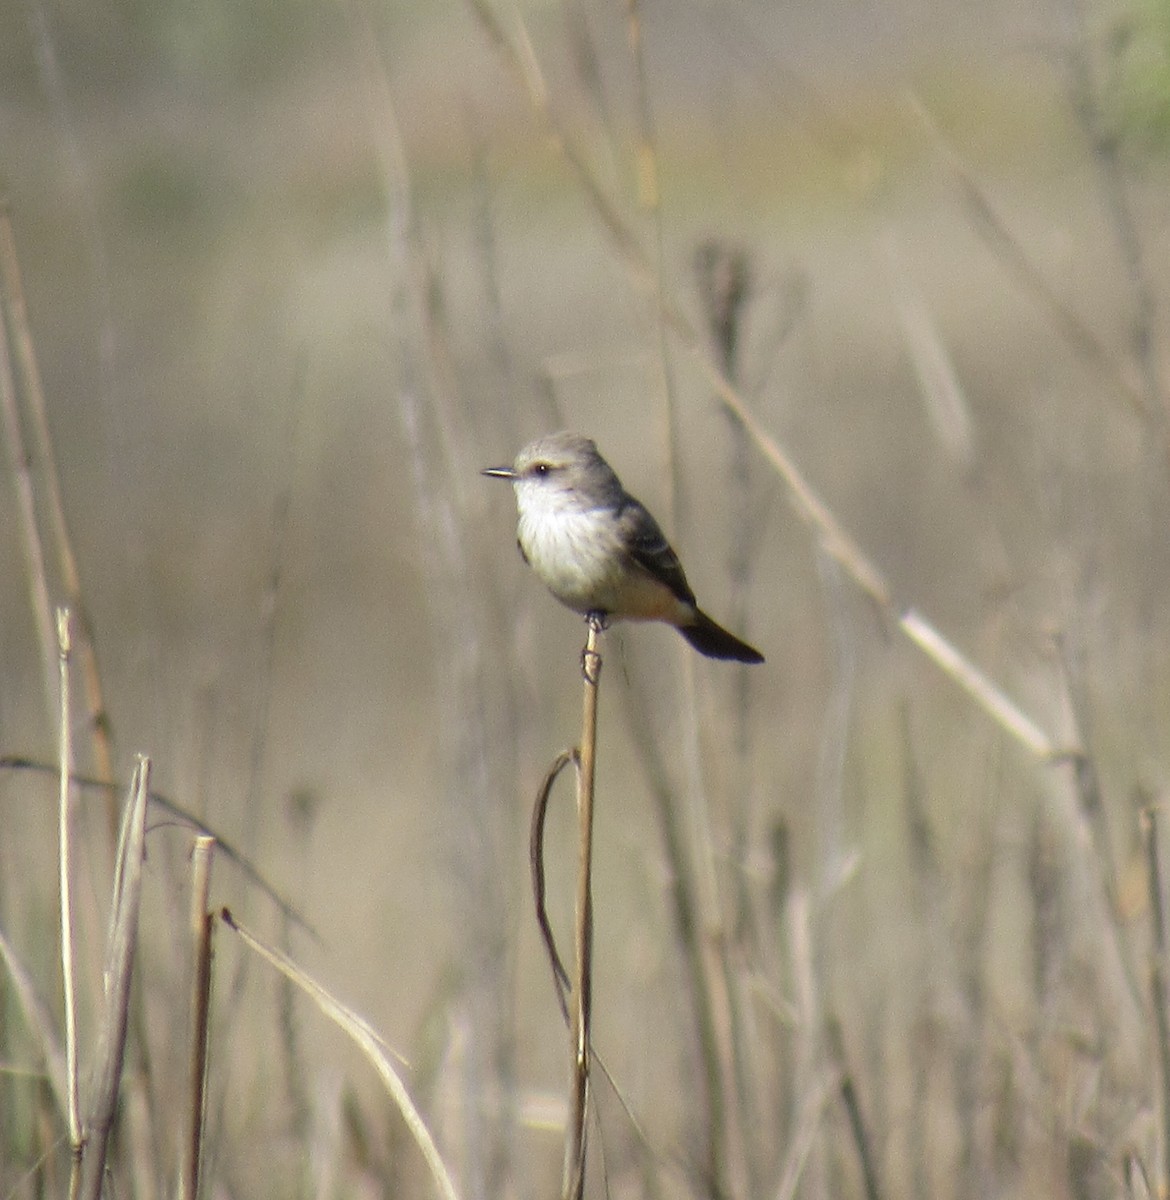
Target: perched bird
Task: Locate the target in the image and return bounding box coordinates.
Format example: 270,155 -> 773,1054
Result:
482,432 -> 764,664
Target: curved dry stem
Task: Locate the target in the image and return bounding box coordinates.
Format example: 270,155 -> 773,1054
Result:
531,749 -> 578,1018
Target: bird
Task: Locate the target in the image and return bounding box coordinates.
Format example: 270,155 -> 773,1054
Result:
482,432 -> 764,663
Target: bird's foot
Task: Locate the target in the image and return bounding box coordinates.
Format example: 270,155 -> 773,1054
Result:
581,612 -> 607,682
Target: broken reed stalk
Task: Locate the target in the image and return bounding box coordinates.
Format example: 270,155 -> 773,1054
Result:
182,836 -> 216,1200
56,609 -> 82,1186
78,757 -> 151,1200
563,617 -> 602,1200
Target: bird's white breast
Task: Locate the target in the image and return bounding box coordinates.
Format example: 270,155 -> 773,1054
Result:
517,500 -> 626,613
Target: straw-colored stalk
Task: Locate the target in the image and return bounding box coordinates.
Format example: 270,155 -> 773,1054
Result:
181,836 -> 216,1200
563,617 -> 602,1200
56,609 -> 82,1183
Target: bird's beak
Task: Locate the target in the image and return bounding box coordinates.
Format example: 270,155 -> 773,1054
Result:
481,465 -> 517,480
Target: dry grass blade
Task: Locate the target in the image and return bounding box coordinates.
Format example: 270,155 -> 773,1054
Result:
898,609 -> 1055,758
78,755 -> 151,1200
220,908 -> 461,1200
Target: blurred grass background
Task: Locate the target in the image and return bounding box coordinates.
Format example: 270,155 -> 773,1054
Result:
4,0 -> 1170,1196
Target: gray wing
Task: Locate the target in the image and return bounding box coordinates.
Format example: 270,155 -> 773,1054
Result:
617,497 -> 697,607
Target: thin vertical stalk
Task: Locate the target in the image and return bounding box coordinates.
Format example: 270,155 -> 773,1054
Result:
57,609 -> 82,1185
563,618 -> 602,1200
182,836 -> 216,1200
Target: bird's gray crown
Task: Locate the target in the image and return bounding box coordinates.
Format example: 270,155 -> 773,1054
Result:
511,431 -> 624,509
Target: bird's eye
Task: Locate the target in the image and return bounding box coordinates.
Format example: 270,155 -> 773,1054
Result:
533,462 -> 551,475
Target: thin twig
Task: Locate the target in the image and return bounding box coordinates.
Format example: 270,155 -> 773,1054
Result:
564,618 -> 602,1200
181,836 -> 216,1200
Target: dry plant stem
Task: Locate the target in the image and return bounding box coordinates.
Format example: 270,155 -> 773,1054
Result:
0,271 -> 56,717
181,836 -> 216,1200
530,748 -> 674,1179
79,756 -> 151,1200
1142,804 -> 1170,1200
563,618 -> 602,1200
56,610 -> 82,1167
220,909 -> 461,1200
0,206 -> 116,801
531,750 -> 577,1018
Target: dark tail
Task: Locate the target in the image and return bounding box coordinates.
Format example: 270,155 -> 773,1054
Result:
680,610 -> 764,664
